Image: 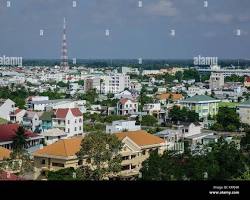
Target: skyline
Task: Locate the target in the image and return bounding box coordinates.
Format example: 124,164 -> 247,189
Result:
0,0 -> 250,59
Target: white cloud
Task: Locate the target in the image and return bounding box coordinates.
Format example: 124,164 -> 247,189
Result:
145,0 -> 178,17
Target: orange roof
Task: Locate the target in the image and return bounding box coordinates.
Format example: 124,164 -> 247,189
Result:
0,147 -> 11,160
33,137 -> 83,158
115,130 -> 165,147
156,93 -> 183,101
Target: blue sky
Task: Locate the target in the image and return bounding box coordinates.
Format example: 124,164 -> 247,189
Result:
0,0 -> 250,59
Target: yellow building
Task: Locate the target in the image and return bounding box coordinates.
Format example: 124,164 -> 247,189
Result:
0,146 -> 11,161
33,131 -> 166,179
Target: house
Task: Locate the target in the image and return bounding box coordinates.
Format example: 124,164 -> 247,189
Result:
0,171 -> 23,181
244,76 -> 250,88
52,108 -> 83,138
33,136 -> 83,179
209,72 -> 224,90
114,90 -> 135,100
40,128 -> 67,145
22,111 -> 43,133
9,108 -> 26,124
0,99 -> 15,121
187,86 -> 211,97
237,100 -> 250,125
156,93 -> 184,105
117,98 -> 138,116
180,95 -> 220,120
0,124 -> 44,152
106,120 -> 141,134
115,130 -> 166,177
33,130 -> 166,179
143,103 -> 161,116
172,122 -> 202,137
155,129 -> 184,153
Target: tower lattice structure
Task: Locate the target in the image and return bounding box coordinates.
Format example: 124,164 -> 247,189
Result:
60,17 -> 69,70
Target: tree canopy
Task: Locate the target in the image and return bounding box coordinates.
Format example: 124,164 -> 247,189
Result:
76,131 -> 122,180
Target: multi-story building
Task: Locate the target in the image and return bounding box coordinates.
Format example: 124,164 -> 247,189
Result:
84,76 -> 101,93
117,98 -> 138,116
143,103 -> 161,115
52,108 -> 83,138
9,108 -> 26,124
101,74 -> 130,94
106,120 -> 141,134
237,100 -> 250,125
187,86 -> 211,97
180,95 -> 220,120
33,130 -> 166,179
22,111 -> 43,133
209,72 -> 224,90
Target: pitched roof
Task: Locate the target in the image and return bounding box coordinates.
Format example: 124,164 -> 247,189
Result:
245,76 -> 250,83
115,130 -> 165,147
0,147 -> 11,160
119,98 -> 135,105
156,93 -> 183,101
0,124 -> 38,142
182,95 -> 219,102
0,171 -> 23,181
33,137 -> 83,158
55,108 -> 82,118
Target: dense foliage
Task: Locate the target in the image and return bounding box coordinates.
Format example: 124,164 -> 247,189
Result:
168,105 -> 199,123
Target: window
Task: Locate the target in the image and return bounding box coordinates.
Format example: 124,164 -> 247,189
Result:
121,165 -> 130,171
142,150 -> 146,155
79,118 -> 82,123
75,119 -> 77,123
75,127 -> 77,131
68,128 -> 70,133
79,126 -> 81,131
41,159 -> 46,165
122,156 -> 129,161
68,120 -> 70,124
78,160 -> 83,166
52,163 -> 64,167
131,155 -> 136,159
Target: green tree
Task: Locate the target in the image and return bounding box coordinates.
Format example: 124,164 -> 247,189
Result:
47,167 -> 78,180
175,71 -> 183,82
77,131 -> 122,180
183,69 -> 200,82
140,115 -> 158,126
216,107 -> 240,131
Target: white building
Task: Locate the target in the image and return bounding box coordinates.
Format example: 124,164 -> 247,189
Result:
121,67 -> 139,75
117,98 -> 138,116
142,70 -> 161,76
143,103 -> 161,115
101,74 -> 130,94
106,120 -> 141,134
52,108 -> 83,138
9,108 -> 26,124
41,128 -> 67,145
22,111 -> 43,132
209,72 -> 224,90
0,99 -> 15,121
187,86 -> 211,97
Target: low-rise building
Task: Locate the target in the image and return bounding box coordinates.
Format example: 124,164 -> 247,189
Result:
106,120 -> 141,134
0,124 -> 44,153
143,103 -> 161,115
41,128 -> 67,145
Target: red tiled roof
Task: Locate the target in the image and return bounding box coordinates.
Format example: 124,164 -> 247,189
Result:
55,108 -> 82,118
71,108 -> 82,117
0,124 -> 38,142
15,109 -> 22,114
245,76 -> 250,83
119,98 -> 135,105
0,171 -> 23,181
